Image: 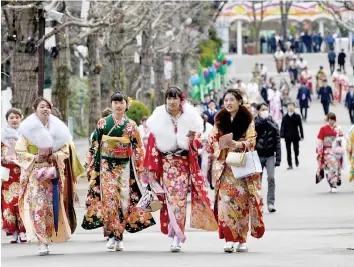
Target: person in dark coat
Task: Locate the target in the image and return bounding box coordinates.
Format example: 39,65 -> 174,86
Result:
318,79 -> 334,116
328,49 -> 336,74
296,82 -> 312,121
255,103 -> 281,213
280,102 -> 304,170
338,49 -> 346,72
345,85 -> 354,123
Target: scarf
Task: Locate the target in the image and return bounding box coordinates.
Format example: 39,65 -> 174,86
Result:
19,114 -> 71,152
1,124 -> 20,148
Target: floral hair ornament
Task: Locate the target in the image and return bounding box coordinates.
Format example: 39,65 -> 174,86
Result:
127,97 -> 133,104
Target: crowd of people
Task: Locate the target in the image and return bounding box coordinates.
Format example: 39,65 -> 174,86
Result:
1,77 -> 354,256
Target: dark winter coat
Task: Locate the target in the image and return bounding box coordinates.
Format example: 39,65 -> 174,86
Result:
255,116 -> 281,164
280,113 -> 304,141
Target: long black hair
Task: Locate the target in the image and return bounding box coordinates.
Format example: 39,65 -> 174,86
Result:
110,91 -> 129,111
165,86 -> 184,103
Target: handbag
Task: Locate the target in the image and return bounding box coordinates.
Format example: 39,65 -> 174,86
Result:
137,185 -> 163,212
34,166 -> 58,181
225,144 -> 248,167
229,151 -> 262,179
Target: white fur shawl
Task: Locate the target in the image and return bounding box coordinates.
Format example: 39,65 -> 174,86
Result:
1,124 -> 20,148
147,103 -> 203,153
19,114 -> 72,151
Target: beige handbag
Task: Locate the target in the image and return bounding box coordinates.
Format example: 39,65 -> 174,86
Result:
225,144 -> 248,167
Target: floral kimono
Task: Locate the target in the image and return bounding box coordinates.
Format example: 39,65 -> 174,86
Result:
1,125 -> 25,236
82,114 -> 155,240
209,106 -> 265,243
15,114 -> 72,245
268,89 -> 283,125
144,103 -> 218,243
346,125 -> 354,183
316,124 -> 344,188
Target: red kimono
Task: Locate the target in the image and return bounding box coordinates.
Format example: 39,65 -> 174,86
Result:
144,104 -> 218,242
1,142 -> 25,235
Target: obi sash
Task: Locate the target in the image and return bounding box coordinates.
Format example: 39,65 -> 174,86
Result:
100,135 -> 131,159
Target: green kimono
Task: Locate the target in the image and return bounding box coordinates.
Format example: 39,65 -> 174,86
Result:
81,115 -> 155,240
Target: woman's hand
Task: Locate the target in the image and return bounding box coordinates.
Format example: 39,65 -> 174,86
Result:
35,154 -> 46,163
46,154 -> 56,164
188,132 -> 196,142
227,141 -> 243,150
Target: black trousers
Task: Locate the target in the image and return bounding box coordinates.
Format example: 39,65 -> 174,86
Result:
322,102 -> 330,116
285,139 -> 299,167
339,63 -> 345,72
300,106 -> 308,120
349,104 -> 354,123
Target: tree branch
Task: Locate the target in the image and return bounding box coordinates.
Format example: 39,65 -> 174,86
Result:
1,53 -> 12,64
318,1 -> 354,33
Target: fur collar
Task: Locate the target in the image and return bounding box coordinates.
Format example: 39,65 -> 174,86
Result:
214,106 -> 253,141
19,114 -> 72,151
1,124 -> 20,148
147,103 -> 203,153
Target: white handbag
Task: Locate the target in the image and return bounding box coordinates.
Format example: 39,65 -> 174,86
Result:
1,166 -> 10,182
229,151 -> 262,179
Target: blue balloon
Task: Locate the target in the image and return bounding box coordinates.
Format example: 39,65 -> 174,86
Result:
227,59 -> 232,66
190,75 -> 201,86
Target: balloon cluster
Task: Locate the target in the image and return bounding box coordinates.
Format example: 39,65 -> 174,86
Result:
189,50 -> 232,87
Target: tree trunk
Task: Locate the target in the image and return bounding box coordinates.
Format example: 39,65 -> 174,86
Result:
108,3 -> 125,101
9,7 -> 38,117
181,54 -> 189,95
87,33 -> 101,136
52,25 -> 71,122
154,52 -> 165,107
172,52 -> 182,87
141,24 -> 152,106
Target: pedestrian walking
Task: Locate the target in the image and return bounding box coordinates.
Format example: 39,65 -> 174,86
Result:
316,113 -> 345,193
15,98 -> 72,255
345,85 -> 354,123
82,92 -> 156,252
318,79 -> 334,116
297,82 -> 312,122
280,102 -> 304,170
1,108 -> 26,244
328,49 -> 336,74
255,103 -> 281,213
274,46 -> 285,73
268,86 -> 283,125
338,49 -> 346,72
209,89 -> 265,253
144,86 -> 217,252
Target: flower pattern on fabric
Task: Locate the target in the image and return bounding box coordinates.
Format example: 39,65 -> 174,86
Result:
82,115 -> 155,239
208,121 -> 265,242
1,142 -> 25,235
15,137 -> 71,244
346,126 -> 354,182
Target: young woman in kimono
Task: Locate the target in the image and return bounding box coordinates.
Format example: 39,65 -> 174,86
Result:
144,86 -> 218,252
1,108 -> 26,243
15,98 -> 72,255
82,92 -> 155,251
208,89 -> 265,253
346,124 -> 354,183
316,113 -> 344,193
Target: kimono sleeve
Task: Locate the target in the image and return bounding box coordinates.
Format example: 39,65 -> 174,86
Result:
130,122 -> 145,173
85,119 -> 104,178
240,121 -> 257,151
207,125 -> 221,158
144,134 -> 162,180
53,144 -> 70,172
15,136 -> 35,171
316,127 -> 325,169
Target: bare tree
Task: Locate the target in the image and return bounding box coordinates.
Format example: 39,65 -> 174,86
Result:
280,1 -> 293,42
251,1 -> 266,54
318,1 -> 354,33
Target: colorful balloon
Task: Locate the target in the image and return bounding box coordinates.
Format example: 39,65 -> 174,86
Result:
227,58 -> 232,66
215,62 -> 221,69
203,69 -> 209,79
190,75 -> 201,86
222,58 -> 227,65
